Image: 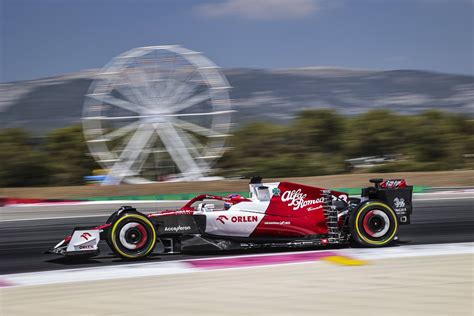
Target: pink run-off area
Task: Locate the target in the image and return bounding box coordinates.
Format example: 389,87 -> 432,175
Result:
0,279 -> 14,287
186,251 -> 338,269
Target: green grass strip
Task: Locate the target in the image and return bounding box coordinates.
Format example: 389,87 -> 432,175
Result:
80,186 -> 432,201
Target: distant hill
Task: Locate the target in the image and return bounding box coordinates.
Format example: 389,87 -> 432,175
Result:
1,67 -> 473,134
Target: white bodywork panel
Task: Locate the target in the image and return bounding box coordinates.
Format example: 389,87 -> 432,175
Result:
66,230 -> 100,252
204,210 -> 265,237
202,182 -> 282,237
249,182 -> 280,202
228,201 -> 270,213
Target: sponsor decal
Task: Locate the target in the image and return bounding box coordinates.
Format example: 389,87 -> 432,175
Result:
216,215 -> 259,224
272,187 -> 281,196
232,216 -> 258,223
164,225 -> 192,232
393,197 -> 407,213
78,245 -> 95,250
383,180 -> 403,188
263,221 -> 290,225
216,215 -> 229,224
80,232 -> 92,240
394,197 -> 405,208
307,205 -> 324,212
281,189 -> 324,211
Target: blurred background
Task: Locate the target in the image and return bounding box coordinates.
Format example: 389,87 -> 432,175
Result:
1,3 -> 473,315
0,0 -> 473,187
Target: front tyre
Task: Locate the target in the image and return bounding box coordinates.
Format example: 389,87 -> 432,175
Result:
108,213 -> 157,260
350,201 -> 398,247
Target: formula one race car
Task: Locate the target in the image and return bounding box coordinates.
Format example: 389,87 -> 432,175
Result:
47,177 -> 413,260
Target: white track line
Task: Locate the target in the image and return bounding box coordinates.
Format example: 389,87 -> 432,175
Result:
1,195 -> 472,223
0,201 -> 187,223
1,242 -> 472,288
0,214 -> 112,223
0,211 -> 170,223
4,200 -> 187,207
414,196 -> 474,201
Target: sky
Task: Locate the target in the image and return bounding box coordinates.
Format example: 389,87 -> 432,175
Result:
1,0 -> 473,82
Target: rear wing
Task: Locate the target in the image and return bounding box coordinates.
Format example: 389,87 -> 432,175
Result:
362,178 -> 413,224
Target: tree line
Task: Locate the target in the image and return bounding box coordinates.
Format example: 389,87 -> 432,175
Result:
0,110 -> 472,187
217,109 -> 473,178
0,125 -> 97,187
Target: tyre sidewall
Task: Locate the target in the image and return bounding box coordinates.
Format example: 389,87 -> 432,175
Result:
108,213 -> 157,260
105,209 -> 141,250
350,200 -> 398,247
106,207 -> 140,224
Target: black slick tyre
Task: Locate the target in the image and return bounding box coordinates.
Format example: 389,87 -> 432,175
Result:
108,213 -> 157,260
349,201 -> 398,247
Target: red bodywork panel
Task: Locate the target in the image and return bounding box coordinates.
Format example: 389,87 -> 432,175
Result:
380,179 -> 407,189
251,182 -> 348,237
148,182 -> 348,238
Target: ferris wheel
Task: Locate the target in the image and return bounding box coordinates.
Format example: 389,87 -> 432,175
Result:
82,46 -> 233,184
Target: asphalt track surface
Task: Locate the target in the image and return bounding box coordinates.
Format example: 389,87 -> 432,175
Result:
1,197 -> 473,275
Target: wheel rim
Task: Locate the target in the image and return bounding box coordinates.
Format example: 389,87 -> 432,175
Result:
362,209 -> 390,238
119,222 -> 149,250
111,214 -> 157,259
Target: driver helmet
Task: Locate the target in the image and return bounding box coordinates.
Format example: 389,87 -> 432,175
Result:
224,193 -> 244,210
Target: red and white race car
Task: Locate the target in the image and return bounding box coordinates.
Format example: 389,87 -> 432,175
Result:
47,177 -> 413,260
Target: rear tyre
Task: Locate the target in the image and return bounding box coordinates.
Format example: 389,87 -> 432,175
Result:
349,201 -> 398,247
108,213 -> 157,260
